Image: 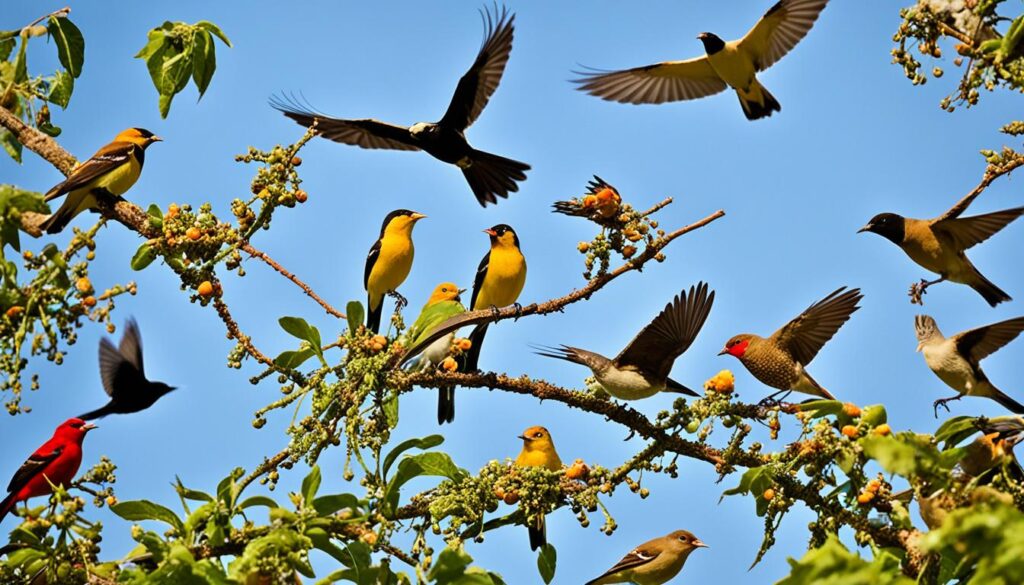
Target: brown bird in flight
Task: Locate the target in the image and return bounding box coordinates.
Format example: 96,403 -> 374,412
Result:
720,287 -> 862,401
859,191 -> 1023,306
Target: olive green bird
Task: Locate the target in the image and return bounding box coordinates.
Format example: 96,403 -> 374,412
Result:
403,282 -> 467,424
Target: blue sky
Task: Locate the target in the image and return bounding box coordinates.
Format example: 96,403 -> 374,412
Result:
2,1 -> 1023,583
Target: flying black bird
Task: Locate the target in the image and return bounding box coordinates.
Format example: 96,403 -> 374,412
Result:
272,5 -> 529,206
78,319 -> 175,420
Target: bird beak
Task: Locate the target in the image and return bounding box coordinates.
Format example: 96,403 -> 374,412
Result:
696,33 -> 705,40
693,539 -> 709,548
517,435 -> 527,440
411,213 -> 427,220
83,423 -> 98,432
151,136 -> 163,142
717,348 -> 728,356
483,228 -> 497,236
458,288 -> 467,295
856,224 -> 872,233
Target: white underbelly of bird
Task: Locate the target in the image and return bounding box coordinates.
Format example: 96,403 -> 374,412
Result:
596,368 -> 662,400
923,343 -> 980,395
419,333 -> 455,368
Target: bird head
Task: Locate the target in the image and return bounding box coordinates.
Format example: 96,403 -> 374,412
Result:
409,122 -> 435,138
719,334 -> 753,358
428,282 -> 463,304
696,32 -> 725,54
380,209 -> 427,236
116,128 -> 162,148
518,426 -> 554,450
485,224 -> 521,249
154,382 -> 177,397
914,315 -> 943,351
667,529 -> 708,555
56,418 -> 98,442
857,213 -> 905,245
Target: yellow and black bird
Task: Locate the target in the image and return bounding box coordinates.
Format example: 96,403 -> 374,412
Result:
272,5 -> 529,206
859,195 -> 1024,306
364,209 -> 426,333
573,0 -> 829,120
720,287 -> 862,401
536,282 -> 714,400
40,128 -> 161,234
585,530 -> 708,585
514,426 -> 563,551
441,224 -> 526,424
915,314 -> 1024,415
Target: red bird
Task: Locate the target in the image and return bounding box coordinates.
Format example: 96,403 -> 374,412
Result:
0,418 -> 97,522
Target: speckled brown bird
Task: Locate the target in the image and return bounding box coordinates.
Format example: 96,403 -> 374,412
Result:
859,194 -> 1024,306
719,287 -> 862,401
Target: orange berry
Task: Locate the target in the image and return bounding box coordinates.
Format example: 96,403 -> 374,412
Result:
5,306 -> 24,318
842,403 -> 861,417
295,190 -> 308,203
866,479 -> 882,493
197,281 -> 215,298
291,156 -> 302,166
166,203 -> 179,218
874,423 -> 892,436
441,356 -> 458,372
371,335 -> 387,346
493,486 -> 506,500
503,491 -> 519,505
186,227 -> 202,241
83,296 -> 97,307
762,488 -> 775,501
841,425 -> 859,439
565,459 -> 590,481
857,491 -> 875,505
75,277 -> 93,294
456,338 -> 472,351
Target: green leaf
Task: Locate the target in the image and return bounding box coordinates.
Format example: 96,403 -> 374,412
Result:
146,203 -> 164,230
0,36 -> 14,61
777,535 -> 912,585
306,526 -> 352,566
302,465 -> 322,504
191,30 -> 216,99
47,70 -> 74,108
536,544 -> 556,584
383,393 -> 399,429
238,495 -> 278,510
195,21 -> 232,47
47,15 -> 85,77
13,31 -> 27,83
346,301 -> 364,335
934,415 -> 980,449
135,28 -> 166,60
131,242 -> 156,271
1,129 -> 23,163
721,466 -> 774,516
174,478 -> 213,502
382,434 -> 444,480
274,347 -> 315,369
111,500 -> 184,533
312,493 -> 360,516
428,547 -> 473,583
384,451 -> 466,513
158,48 -> 193,118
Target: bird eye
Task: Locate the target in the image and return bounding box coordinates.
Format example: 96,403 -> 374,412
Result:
534,432 -> 543,438
442,287 -> 448,292
679,536 -> 688,542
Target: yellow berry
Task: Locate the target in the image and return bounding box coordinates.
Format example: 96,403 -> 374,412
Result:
874,423 -> 892,436
842,403 -> 861,417
441,356 -> 458,372
197,281 -> 215,298
456,338 -> 472,351
565,459 -> 590,481
841,425 -> 859,439
83,296 -> 97,307
75,277 -> 93,294
186,227 -> 202,241
866,479 -> 882,493
857,491 -> 875,505
763,488 -> 775,501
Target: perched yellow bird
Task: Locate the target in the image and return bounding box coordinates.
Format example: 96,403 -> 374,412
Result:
40,128 -> 161,234
586,530 -> 708,585
401,282 -> 468,424
364,209 -> 426,332
514,425 -> 563,551
443,224 -> 526,424
574,0 -> 830,120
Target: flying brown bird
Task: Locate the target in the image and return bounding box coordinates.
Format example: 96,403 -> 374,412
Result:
573,0 -> 830,120
859,192 -> 1024,306
719,287 -> 862,401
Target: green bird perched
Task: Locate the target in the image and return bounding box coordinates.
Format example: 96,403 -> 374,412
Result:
402,282 -> 467,424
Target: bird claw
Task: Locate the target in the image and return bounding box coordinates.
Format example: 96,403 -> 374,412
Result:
512,303 -> 523,321
389,290 -> 408,310
933,396 -> 961,418
488,305 -> 500,318
909,279 -> 929,306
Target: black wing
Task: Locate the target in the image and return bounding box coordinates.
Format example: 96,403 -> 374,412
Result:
469,251 -> 491,310
439,4 -> 515,131
119,318 -> 145,379
45,142 -> 137,201
615,282 -> 714,379
364,238 -> 383,290
270,95 -> 420,151
6,447 -> 62,493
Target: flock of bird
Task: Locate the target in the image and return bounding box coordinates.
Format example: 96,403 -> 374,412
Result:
5,1 -> 1024,583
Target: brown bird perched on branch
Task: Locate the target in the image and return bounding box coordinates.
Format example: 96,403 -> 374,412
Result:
40,128 -> 161,234
536,282 -> 714,400
859,193 -> 1024,306
272,4 -> 529,206
719,287 -> 862,402
573,0 -> 829,120
552,176 -> 623,227
915,314 -> 1024,415
585,530 -> 708,585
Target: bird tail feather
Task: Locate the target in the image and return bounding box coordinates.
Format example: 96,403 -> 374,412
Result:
528,516 -> 546,551
460,323 -> 490,373
969,269 -> 1012,307
366,294 -> 383,333
437,386 -> 455,425
665,377 -> 701,397
0,492 -> 17,523
989,387 -> 1024,415
737,81 -> 781,121
39,201 -> 79,235
463,150 -> 529,207
78,402 -> 116,421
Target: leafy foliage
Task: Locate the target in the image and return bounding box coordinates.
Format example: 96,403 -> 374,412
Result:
135,20 -> 232,118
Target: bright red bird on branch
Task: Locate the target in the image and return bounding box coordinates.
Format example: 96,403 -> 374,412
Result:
0,418 -> 97,522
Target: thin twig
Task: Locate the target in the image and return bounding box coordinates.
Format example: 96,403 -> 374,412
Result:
241,242 -> 345,319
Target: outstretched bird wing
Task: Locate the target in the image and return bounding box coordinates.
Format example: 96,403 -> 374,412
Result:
99,327 -> 146,398
44,142 -> 138,201
933,207 -> 1024,251
737,0 -> 829,71
439,4 -> 514,131
572,59 -> 727,104
119,319 -> 145,379
271,96 -> 419,151
615,282 -> 714,378
770,286 -> 862,365
585,546 -> 660,584
955,317 -> 1024,363
6,445 -> 63,493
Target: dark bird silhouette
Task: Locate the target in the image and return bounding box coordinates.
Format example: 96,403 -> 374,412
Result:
78,319 -> 175,420
272,4 -> 529,206
536,282 -> 714,400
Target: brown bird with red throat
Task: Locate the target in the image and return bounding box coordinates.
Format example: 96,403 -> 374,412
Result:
719,287 -> 862,402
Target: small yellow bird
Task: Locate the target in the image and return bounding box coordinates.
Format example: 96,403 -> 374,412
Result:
364,209 -> 426,333
586,530 -> 708,585
514,425 -> 563,551
40,128 -> 162,234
